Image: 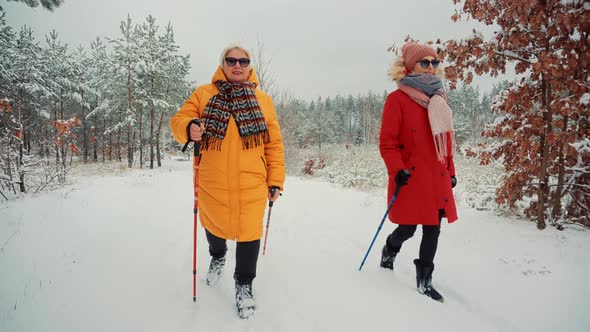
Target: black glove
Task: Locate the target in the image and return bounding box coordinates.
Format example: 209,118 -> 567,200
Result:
268,186 -> 281,207
451,176 -> 457,188
395,169 -> 411,187
269,186 -> 281,195
182,118 -> 202,153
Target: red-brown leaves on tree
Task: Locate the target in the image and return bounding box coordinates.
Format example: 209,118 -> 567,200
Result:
0,99 -> 11,112
445,0 -> 589,227
52,115 -> 81,147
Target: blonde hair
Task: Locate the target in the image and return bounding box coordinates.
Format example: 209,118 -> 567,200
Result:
388,55 -> 445,81
219,42 -> 252,67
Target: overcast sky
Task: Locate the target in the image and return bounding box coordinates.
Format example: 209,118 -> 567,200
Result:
5,0 -> 502,100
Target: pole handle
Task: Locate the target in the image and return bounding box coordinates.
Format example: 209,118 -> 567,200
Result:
269,187 -> 278,207
182,119 -> 202,153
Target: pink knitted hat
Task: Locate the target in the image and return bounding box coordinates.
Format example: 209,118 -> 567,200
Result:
401,42 -> 438,71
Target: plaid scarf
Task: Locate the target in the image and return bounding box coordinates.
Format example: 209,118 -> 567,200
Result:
398,73 -> 455,162
200,80 -> 270,151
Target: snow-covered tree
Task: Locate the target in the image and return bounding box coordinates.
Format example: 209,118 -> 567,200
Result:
0,11 -> 15,99
155,21 -> 191,167
109,14 -> 140,166
11,26 -> 51,191
86,37 -> 112,162
0,12 -> 193,199
445,0 -> 590,228
69,45 -> 96,163
135,15 -> 169,169
447,83 -> 482,146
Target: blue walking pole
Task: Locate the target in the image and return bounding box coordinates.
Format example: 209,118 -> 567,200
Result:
358,185 -> 402,271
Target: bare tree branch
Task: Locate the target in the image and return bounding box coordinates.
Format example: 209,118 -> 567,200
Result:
252,38 -> 278,100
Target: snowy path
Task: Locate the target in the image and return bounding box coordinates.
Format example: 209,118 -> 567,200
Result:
1,160 -> 588,332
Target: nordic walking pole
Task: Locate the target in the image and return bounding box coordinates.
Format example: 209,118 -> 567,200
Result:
262,188 -> 278,255
191,140 -> 200,302
182,119 -> 201,302
358,184 -> 402,271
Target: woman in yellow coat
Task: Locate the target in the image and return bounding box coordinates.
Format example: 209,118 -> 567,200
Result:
170,43 -> 285,319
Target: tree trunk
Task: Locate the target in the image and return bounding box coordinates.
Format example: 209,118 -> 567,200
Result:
102,117 -> 107,162
7,132 -> 16,194
551,115 -> 568,222
93,105 -> 98,162
60,90 -> 66,170
25,123 -> 30,155
17,88 -> 25,193
150,105 -> 155,169
93,127 -> 98,162
82,90 -> 87,163
127,115 -> 133,168
108,118 -> 113,161
127,68 -> 133,168
139,103 -> 144,168
24,99 -> 31,154
43,122 -> 49,159
92,99 -> 98,162
54,105 -> 59,167
156,113 -> 164,167
117,110 -> 122,162
536,77 -> 552,230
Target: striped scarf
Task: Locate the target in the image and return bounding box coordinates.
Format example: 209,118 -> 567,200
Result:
398,73 -> 455,162
200,80 -> 270,151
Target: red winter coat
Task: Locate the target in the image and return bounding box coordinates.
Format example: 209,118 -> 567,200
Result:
379,90 -> 458,225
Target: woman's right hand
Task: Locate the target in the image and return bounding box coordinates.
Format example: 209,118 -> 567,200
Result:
189,121 -> 205,141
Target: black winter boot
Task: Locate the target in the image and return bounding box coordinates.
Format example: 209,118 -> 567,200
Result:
413,259 -> 444,303
380,245 -> 397,270
206,256 -> 225,286
235,282 -> 256,319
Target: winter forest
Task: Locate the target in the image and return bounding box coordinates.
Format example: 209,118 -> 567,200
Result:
2,0 -> 588,228
1,0 -> 590,330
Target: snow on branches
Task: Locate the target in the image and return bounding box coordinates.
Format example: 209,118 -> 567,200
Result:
445,0 -> 589,229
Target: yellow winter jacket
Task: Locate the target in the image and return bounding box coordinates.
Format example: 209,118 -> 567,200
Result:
170,67 -> 285,241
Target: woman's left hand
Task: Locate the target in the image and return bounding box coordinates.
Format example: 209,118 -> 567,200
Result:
268,187 -> 281,202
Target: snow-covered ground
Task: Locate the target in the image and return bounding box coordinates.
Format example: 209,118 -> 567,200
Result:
1,159 -> 588,332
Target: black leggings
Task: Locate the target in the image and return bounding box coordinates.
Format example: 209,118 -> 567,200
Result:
205,230 -> 260,285
385,210 -> 443,266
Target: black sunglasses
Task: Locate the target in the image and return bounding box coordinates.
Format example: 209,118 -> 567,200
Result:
418,59 -> 441,69
225,57 -> 251,68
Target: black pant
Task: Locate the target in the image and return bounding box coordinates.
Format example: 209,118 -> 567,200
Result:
385,210 -> 443,266
205,230 -> 260,285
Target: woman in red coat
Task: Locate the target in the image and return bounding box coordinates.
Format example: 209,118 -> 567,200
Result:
379,42 -> 458,303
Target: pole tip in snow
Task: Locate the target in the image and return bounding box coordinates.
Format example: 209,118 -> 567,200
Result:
193,297 -> 196,302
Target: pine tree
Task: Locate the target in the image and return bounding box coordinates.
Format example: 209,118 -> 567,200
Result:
109,14 -> 140,167
87,37 -> 110,162
447,83 -> 481,146
156,22 -> 191,167
135,15 -> 170,169
0,12 -> 15,99
43,30 -> 67,169
12,26 -> 51,192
